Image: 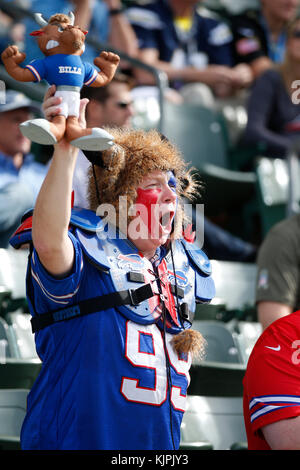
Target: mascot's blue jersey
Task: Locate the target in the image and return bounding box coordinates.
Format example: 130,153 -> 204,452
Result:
12,209 -> 215,450
25,54 -> 98,87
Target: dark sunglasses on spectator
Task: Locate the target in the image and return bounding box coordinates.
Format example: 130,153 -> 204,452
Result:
116,101 -> 133,109
291,30 -> 300,38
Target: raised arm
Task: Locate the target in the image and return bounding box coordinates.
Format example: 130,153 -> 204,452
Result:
32,140 -> 77,277
1,46 -> 34,82
92,51 -> 120,87
73,0 -> 93,31
105,0 -> 139,58
32,92 -> 89,277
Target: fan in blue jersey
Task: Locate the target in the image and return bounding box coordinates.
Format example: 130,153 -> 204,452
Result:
1,11 -> 120,151
10,110 -> 215,449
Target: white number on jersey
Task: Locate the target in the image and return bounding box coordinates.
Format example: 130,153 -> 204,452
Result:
121,321 -> 191,411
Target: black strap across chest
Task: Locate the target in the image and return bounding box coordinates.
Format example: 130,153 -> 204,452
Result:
31,283 -> 154,333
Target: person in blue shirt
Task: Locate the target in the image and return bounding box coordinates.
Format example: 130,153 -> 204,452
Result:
229,0 -> 299,80
241,15 -> 300,161
0,90 -> 47,248
10,92 -> 215,450
126,0 -> 253,100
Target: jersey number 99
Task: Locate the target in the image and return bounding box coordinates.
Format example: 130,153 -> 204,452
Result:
121,321 -> 191,411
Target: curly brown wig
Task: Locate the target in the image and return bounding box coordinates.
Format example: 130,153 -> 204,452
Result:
86,127 -> 201,238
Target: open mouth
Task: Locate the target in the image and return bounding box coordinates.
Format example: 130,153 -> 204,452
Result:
159,210 -> 175,233
46,40 -> 60,50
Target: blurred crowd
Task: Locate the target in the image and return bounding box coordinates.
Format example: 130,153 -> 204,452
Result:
0,0 -> 300,330
2,2 -> 300,452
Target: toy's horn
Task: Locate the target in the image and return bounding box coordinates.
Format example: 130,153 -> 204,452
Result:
68,11 -> 75,26
34,13 -> 48,27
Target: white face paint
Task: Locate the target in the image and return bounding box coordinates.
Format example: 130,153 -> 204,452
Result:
46,40 -> 60,50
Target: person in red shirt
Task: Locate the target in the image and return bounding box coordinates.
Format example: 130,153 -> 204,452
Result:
243,311 -> 300,450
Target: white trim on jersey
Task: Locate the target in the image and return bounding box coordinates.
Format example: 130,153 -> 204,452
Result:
249,395 -> 300,422
31,253 -> 83,305
84,69 -> 98,86
26,64 -> 41,82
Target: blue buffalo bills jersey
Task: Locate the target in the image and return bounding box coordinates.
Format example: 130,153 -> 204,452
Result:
25,54 -> 98,87
20,232 -> 192,450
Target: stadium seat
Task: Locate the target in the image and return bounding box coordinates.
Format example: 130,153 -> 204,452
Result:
210,259 -> 257,315
160,101 -> 256,217
5,312 -> 38,360
192,320 -> 243,364
0,359 -> 41,389
194,300 -> 228,322
0,248 -> 28,300
180,395 -> 247,450
0,249 -> 36,360
255,157 -> 289,236
255,155 -> 300,236
0,316 -> 21,359
234,321 -> 262,364
188,361 -> 245,397
179,440 -> 213,450
0,388 -> 28,450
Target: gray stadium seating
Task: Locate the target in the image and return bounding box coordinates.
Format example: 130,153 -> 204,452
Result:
255,156 -> 300,236
192,320 -> 243,364
6,312 -> 37,360
0,248 -> 28,300
180,395 -> 247,450
160,101 -> 256,218
210,259 -> 257,312
0,388 -> 28,450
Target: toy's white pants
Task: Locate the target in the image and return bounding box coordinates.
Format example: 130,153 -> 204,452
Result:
55,90 -> 80,118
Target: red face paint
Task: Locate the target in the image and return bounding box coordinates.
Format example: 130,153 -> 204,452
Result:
134,172 -> 178,239
135,187 -> 161,237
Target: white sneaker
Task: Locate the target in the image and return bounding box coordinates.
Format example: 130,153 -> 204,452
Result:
20,119 -> 57,145
70,128 -> 114,151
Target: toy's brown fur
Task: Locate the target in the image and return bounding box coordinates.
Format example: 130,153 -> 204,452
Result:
48,14 -> 71,25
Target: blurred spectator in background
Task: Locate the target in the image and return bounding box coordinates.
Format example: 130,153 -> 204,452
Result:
242,15 -> 300,161
256,213 -> 300,330
0,7 -> 25,59
0,90 -> 46,247
230,0 -> 299,79
22,0 -> 138,66
203,215 -> 256,262
126,0 -> 253,107
81,72 -> 135,131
